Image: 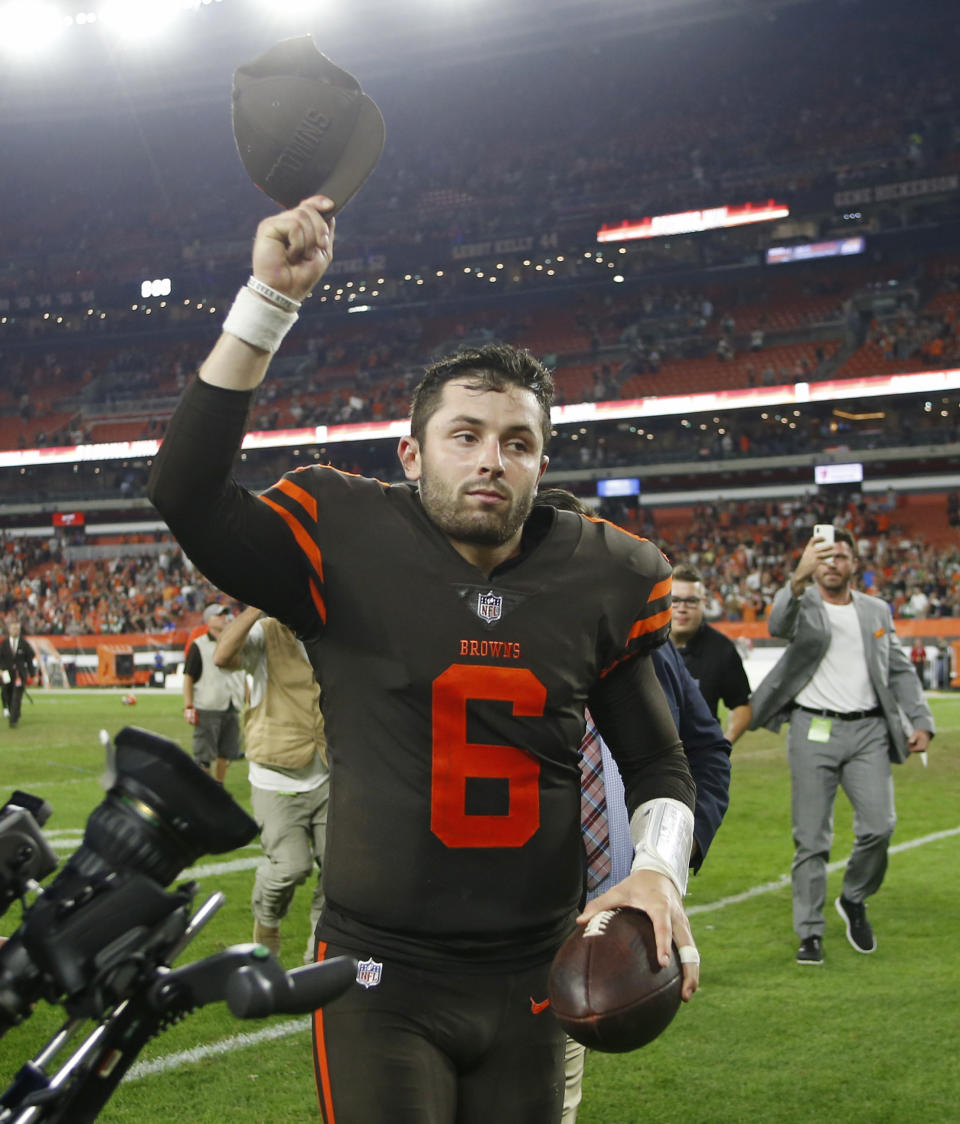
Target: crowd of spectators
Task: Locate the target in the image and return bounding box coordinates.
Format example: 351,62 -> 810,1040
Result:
1,1 -> 959,623
3,0 -> 960,451
0,532 -> 226,636
3,490 -> 960,640
4,245 -> 960,463
0,0 -> 957,363
865,283 -> 960,369
599,492 -> 960,625
2,377 -> 959,510
2,0 -> 957,301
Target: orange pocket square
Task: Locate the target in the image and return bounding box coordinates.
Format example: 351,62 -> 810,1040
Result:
874,627 -> 885,638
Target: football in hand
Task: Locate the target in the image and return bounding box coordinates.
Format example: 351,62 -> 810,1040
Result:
547,907 -> 682,1052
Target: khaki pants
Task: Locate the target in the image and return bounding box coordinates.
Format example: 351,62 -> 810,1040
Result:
251,779 -> 329,963
562,1036 -> 586,1123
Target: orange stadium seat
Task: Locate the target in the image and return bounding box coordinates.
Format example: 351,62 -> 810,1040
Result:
83,418 -> 157,442
832,341 -> 927,378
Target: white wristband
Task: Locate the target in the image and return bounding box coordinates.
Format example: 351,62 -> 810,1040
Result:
223,286 -> 298,353
246,274 -> 302,313
629,797 -> 694,896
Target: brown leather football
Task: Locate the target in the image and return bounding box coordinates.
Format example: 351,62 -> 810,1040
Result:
547,907 -> 682,1052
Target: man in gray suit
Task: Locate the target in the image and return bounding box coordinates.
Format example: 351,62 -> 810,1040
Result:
750,528 -> 933,965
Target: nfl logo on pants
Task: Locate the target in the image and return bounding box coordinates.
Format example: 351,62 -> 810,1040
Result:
356,958 -> 383,989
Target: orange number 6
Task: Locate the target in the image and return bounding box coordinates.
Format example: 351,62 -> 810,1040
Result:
431,664 -> 546,848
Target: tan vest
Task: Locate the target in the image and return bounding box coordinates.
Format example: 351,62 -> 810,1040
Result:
244,618 -> 326,770
193,633 -> 245,711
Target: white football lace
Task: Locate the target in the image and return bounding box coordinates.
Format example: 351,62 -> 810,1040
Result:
583,909 -> 619,938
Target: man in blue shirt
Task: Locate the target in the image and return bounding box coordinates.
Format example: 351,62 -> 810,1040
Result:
532,492 -> 731,1122
563,639 -> 732,1121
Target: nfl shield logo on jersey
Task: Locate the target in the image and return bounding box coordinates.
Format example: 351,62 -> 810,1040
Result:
477,590 -> 503,623
356,957 -> 383,989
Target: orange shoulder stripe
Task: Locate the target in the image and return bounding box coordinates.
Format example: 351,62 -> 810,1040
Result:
627,606 -> 673,641
258,493 -> 325,583
648,576 -> 672,604
271,476 -> 319,522
583,513 -> 651,545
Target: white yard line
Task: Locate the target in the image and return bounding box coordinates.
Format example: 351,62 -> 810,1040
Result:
125,1018 -> 310,1079
120,824 -> 959,1084
43,839 -> 262,866
687,824 -> 960,914
7,776 -> 98,790
183,855 -> 263,878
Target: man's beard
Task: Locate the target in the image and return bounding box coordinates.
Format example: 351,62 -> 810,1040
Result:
818,571 -> 849,592
419,471 -> 535,548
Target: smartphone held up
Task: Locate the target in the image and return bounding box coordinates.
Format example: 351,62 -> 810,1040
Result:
813,523 -> 835,559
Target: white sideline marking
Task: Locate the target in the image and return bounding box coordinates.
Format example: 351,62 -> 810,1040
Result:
122,825 -> 960,1083
687,825 -> 960,916
10,777 -> 95,790
183,856 -> 262,878
687,874 -> 791,914
44,840 -> 262,868
51,853 -> 265,879
125,1018 -> 310,1080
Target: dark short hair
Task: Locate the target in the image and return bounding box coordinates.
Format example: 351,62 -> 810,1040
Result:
672,562 -> 705,584
409,342 -> 554,449
835,528 -> 856,554
534,487 -> 589,515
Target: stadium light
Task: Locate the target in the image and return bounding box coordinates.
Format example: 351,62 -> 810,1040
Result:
0,2 -> 68,56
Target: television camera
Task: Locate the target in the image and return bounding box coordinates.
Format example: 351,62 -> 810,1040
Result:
0,726 -> 356,1123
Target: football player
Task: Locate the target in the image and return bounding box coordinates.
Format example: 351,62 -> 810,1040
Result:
149,196 -> 699,1124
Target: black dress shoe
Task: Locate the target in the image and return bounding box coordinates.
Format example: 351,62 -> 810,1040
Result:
836,895 -> 877,953
796,936 -> 824,965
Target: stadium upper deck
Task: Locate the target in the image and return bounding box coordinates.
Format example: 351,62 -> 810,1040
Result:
0,0 -> 958,525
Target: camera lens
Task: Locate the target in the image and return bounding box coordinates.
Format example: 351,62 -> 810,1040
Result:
0,727 -> 257,1032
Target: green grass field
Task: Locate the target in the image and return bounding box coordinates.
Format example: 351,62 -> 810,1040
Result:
1,690 -> 957,1123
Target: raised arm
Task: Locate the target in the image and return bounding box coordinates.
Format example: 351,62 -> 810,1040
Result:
199,196 -> 335,392
147,197 -> 337,632
213,606 -> 264,670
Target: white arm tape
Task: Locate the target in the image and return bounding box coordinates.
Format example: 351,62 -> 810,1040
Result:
629,797 -> 694,896
223,285 -> 298,353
